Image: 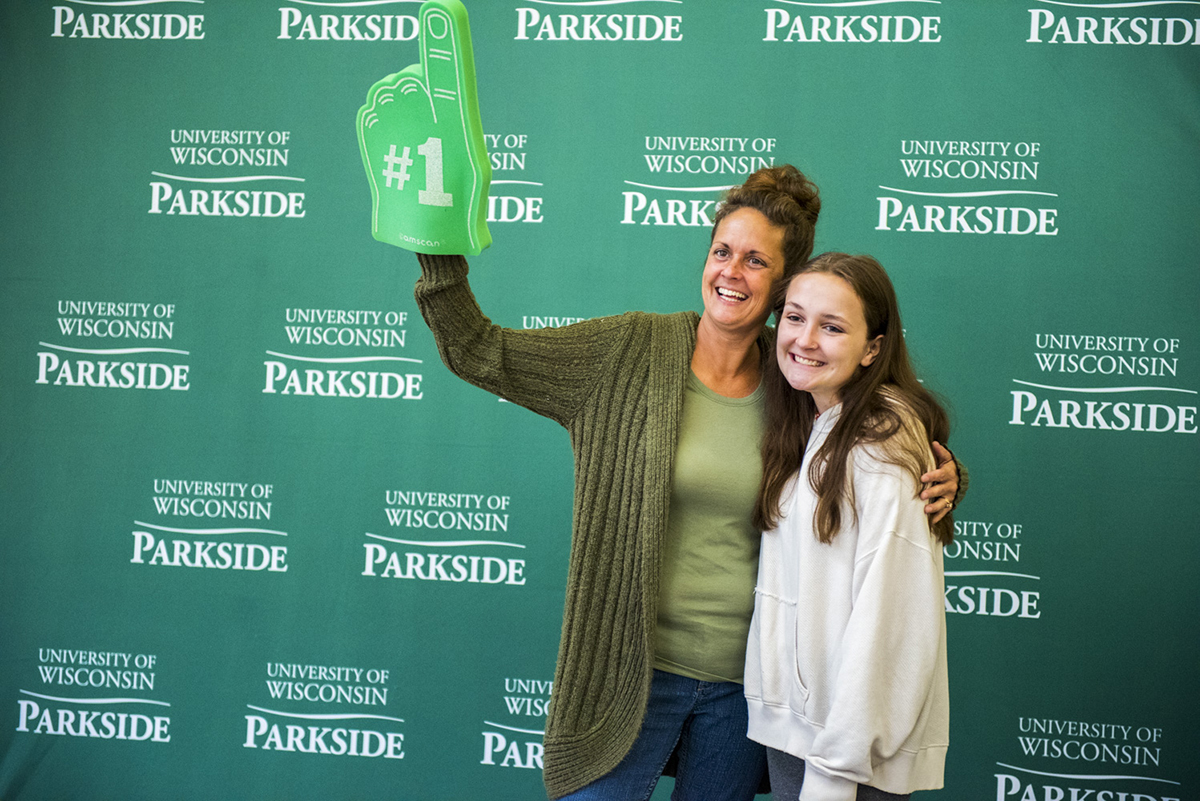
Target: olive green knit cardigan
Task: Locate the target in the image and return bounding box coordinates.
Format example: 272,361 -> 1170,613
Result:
415,253 -> 753,798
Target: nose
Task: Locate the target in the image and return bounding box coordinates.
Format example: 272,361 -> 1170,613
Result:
797,323 -> 817,350
721,257 -> 745,279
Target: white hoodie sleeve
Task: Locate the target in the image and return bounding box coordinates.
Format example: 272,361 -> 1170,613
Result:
799,445 -> 945,801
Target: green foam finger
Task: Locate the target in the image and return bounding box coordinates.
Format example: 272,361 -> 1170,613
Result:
356,0 -> 491,255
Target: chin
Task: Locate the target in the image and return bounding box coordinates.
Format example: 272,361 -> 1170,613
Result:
782,376 -> 811,393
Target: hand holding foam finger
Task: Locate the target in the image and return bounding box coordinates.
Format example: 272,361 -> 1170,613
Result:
356,0 -> 491,255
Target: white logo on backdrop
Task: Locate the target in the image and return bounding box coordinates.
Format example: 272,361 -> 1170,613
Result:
150,129 -> 305,218
944,520 -> 1041,620
482,720 -> 545,770
1010,335 -> 1197,434
131,480 -> 289,571
52,1 -> 206,40
244,660 -> 404,757
876,139 -> 1060,236
363,490 -> 528,585
37,343 -> 190,390
16,648 -> 171,743
488,132 -> 545,223
244,707 -> 406,758
277,0 -> 421,42
994,715 -> 1181,801
263,351 -> 425,399
764,0 -> 942,44
1027,1 -> 1200,46
621,135 -> 778,226
515,0 -> 684,43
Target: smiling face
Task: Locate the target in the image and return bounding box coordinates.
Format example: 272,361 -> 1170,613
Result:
700,207 -> 787,338
776,271 -> 882,414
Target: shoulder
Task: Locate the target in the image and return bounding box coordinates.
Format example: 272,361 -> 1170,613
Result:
853,387 -> 933,475
586,309 -> 697,330
879,386 -> 929,442
543,311 -> 697,376
646,309 -> 701,331
619,310 -> 700,348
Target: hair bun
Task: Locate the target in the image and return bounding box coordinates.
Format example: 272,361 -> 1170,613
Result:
743,164 -> 821,219
716,164 -> 821,270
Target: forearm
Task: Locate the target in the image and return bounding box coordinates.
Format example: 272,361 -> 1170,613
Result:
412,252 -> 625,423
414,252 -> 509,396
950,452 -> 969,507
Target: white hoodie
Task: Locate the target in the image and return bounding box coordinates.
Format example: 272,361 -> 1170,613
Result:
744,398 -> 949,801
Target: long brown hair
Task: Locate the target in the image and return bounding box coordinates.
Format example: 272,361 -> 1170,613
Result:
753,253 -> 954,545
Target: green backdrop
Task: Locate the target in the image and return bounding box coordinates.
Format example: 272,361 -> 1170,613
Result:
2,2 -> 1197,799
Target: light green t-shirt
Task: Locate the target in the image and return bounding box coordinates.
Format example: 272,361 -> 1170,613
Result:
653,371 -> 765,684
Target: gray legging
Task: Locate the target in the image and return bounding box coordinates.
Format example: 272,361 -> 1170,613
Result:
766,748 -> 911,801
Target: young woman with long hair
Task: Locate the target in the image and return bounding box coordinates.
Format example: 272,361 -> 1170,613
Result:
745,253 -> 954,801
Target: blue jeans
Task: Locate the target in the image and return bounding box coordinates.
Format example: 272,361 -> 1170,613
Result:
559,669 -> 766,801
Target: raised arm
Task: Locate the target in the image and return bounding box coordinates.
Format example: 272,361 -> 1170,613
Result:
414,253 -> 633,426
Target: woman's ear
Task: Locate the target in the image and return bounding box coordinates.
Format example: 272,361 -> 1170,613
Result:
861,335 -> 883,367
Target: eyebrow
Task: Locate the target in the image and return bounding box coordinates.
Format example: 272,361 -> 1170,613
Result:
783,301 -> 850,324
714,241 -> 775,260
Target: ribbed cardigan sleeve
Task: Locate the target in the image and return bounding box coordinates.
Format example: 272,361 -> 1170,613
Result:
414,253 -> 631,426
953,456 -> 969,506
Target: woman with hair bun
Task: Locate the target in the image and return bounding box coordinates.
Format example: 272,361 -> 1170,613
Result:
412,169 -> 963,799
745,253 -> 954,801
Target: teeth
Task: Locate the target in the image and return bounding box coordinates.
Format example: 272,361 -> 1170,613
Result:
717,287 -> 747,300
792,355 -> 822,366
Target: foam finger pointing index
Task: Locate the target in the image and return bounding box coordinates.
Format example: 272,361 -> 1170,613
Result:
421,1 -> 466,112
